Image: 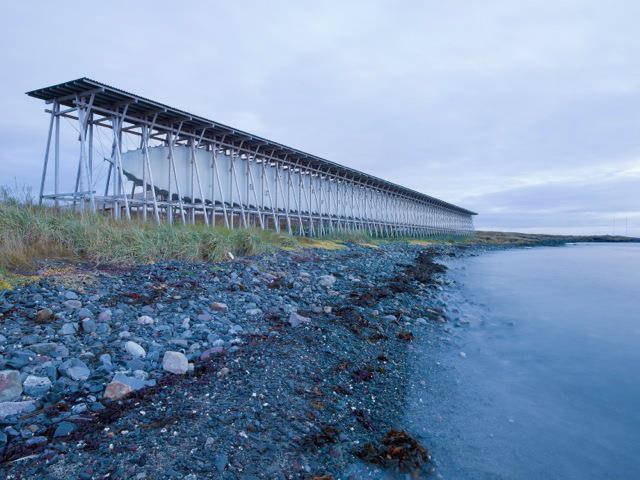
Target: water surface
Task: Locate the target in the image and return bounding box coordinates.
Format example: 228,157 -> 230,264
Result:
409,243 -> 640,479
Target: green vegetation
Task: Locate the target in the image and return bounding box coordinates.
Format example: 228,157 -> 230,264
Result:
0,191 -> 297,273
0,187 -> 471,281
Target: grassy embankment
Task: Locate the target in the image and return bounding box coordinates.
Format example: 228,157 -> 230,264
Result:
0,193 -> 435,288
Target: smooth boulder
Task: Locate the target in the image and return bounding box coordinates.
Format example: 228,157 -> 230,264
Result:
125,341 -> 146,358
162,351 -> 189,374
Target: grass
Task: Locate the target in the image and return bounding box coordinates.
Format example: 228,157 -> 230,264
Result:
0,189 -> 297,273
0,187 -> 473,289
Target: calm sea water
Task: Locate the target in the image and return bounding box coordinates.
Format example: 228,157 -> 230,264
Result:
407,243 -> 640,479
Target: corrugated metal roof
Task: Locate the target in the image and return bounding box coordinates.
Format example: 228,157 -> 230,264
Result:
27,77 -> 476,215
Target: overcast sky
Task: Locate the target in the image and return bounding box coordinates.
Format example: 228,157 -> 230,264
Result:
1,1 -> 638,234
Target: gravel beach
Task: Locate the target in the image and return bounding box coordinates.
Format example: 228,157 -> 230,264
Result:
0,242 -> 458,479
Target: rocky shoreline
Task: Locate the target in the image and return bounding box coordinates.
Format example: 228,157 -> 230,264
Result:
0,242 -> 461,479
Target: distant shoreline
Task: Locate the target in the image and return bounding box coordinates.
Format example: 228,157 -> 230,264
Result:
470,230 -> 640,247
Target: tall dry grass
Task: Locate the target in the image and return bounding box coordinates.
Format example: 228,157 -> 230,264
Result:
0,187 -> 297,271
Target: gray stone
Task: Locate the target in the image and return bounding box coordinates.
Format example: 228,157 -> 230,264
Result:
103,380 -> 133,400
30,342 -> 69,358
0,370 -> 22,401
23,375 -> 52,397
318,274 -> 336,288
104,372 -> 153,400
0,401 -> 36,419
60,322 -> 78,335
72,402 -> 87,413
215,452 -> 229,472
25,436 -> 48,447
288,312 -> 311,327
200,347 -> 225,360
95,323 -> 111,335
210,302 -> 228,312
77,308 -> 92,320
54,421 -> 77,437
246,308 -> 262,316
81,318 -> 97,333
138,306 -> 153,317
137,315 -> 154,325
125,341 -> 146,358
5,352 -> 32,369
112,373 -> 150,391
162,351 -> 189,374
59,358 -> 91,381
99,353 -> 113,368
98,310 -> 112,322
64,291 -> 79,300
228,324 -> 243,335
63,299 -> 82,310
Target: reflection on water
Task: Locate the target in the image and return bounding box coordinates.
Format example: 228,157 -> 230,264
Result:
408,243 -> 640,479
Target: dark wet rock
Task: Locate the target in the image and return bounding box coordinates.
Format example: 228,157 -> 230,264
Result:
53,421 -> 77,437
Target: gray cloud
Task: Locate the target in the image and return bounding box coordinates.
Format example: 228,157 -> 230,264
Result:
0,0 -> 638,234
